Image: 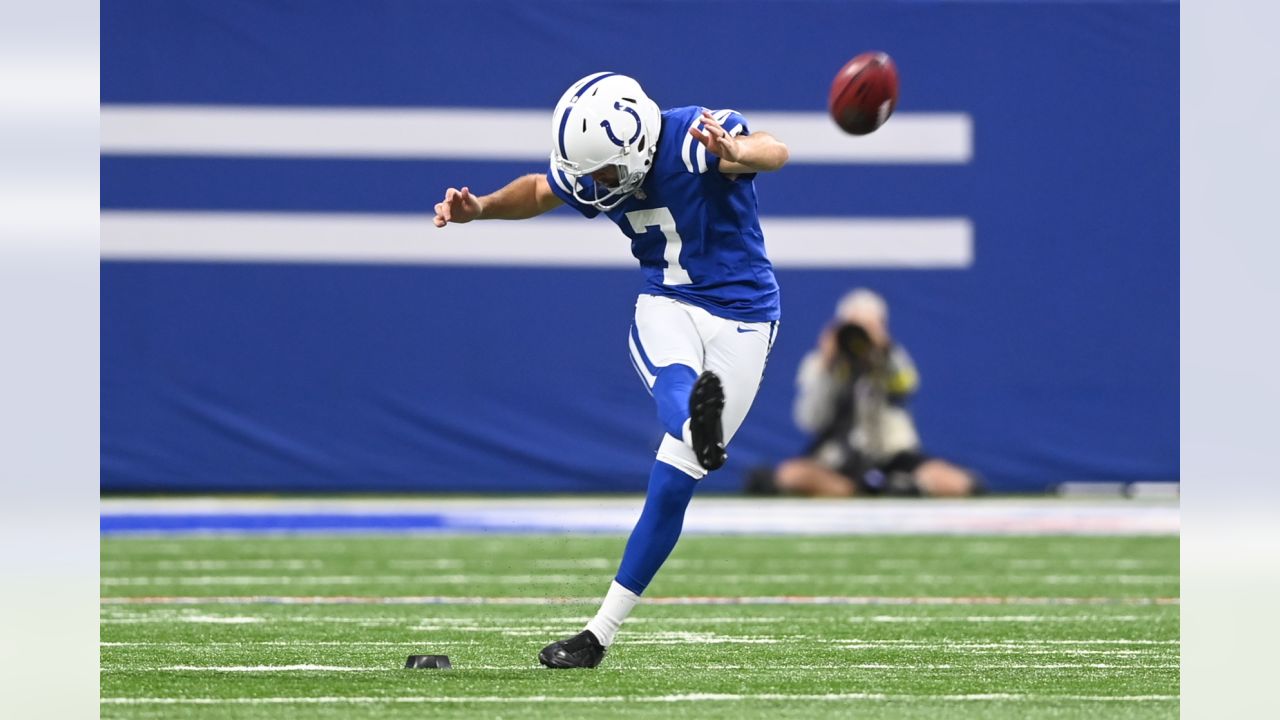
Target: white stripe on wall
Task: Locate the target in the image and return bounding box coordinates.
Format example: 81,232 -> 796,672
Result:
99,106 -> 972,164
100,212 -> 973,269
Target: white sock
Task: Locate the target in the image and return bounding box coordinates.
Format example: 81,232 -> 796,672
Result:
584,580 -> 641,647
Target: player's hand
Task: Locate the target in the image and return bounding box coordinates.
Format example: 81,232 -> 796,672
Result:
689,110 -> 741,163
433,187 -> 482,228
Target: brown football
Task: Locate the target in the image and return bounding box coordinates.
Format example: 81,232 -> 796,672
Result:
829,52 -> 899,135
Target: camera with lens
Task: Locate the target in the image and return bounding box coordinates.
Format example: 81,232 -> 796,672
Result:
834,322 -> 879,373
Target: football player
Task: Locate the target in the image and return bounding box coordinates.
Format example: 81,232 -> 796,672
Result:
433,72 -> 789,668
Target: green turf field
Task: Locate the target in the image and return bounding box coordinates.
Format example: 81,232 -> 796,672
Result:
101,534 -> 1179,718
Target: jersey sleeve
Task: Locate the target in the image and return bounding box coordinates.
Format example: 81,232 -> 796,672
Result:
545,161 -> 601,219
689,108 -> 754,177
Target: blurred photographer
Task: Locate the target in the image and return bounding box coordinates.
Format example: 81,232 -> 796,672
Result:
747,289 -> 981,497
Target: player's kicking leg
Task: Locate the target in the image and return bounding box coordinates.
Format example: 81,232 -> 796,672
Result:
539,297 -> 774,668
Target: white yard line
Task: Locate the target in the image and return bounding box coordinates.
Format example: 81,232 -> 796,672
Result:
531,558 -> 615,569
99,573 -> 1180,586
839,641 -> 1178,650
385,559 -> 468,569
100,595 -> 1182,606
100,616 -> 396,624
836,639 -> 1178,645
149,665 -> 377,672
98,613 -> 1156,626
101,559 -> 324,571
100,692 -> 1178,705
99,639 -> 1178,649
171,615 -> 262,624
102,574 -> 615,586
103,662 -> 1178,673
845,615 -> 1151,623
624,638 -> 783,645
103,642 -> 481,649
101,641 -> 469,647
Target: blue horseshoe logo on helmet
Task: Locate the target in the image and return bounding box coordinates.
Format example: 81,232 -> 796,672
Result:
600,102 -> 642,147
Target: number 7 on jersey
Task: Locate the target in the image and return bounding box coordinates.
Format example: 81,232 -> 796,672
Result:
625,207 -> 692,286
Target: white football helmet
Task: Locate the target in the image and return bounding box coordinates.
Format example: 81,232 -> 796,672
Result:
550,72 -> 661,211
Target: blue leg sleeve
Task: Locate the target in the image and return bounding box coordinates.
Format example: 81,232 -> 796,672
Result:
614,460 -> 698,595
653,363 -> 697,441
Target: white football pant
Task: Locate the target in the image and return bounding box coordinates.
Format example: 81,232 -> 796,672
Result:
627,294 -> 778,479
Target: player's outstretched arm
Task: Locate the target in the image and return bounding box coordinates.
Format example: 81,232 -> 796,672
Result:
688,110 -> 790,174
433,174 -> 563,228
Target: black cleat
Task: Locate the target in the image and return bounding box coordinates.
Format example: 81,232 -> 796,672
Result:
539,630 -> 607,669
689,371 -> 727,471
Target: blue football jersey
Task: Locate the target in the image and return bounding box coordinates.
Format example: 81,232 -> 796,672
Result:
546,106 -> 781,323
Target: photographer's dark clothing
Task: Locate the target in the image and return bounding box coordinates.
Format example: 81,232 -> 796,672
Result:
793,343 -> 924,494
833,449 -> 931,496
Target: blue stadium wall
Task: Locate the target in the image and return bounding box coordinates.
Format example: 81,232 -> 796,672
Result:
101,0 -> 1179,493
